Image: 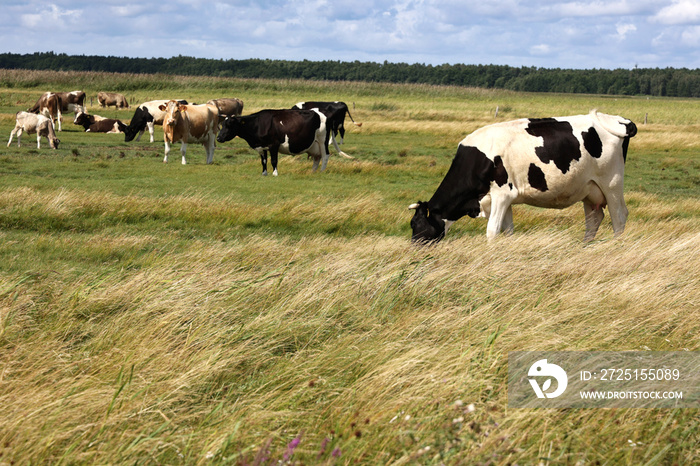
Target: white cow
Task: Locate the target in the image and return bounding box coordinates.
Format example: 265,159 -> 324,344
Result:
409,110 -> 637,242
7,111 -> 60,149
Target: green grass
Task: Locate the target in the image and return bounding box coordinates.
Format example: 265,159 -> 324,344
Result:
0,70 -> 699,465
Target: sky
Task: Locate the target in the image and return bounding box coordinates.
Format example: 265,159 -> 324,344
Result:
3,1 -> 700,70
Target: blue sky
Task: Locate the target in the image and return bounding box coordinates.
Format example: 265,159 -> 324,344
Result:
3,1 -> 700,69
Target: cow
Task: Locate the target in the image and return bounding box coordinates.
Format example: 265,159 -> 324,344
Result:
29,90 -> 86,114
123,99 -> 188,143
207,98 -> 244,122
292,101 -> 361,158
28,91 -> 86,131
159,100 -> 219,164
97,91 -> 129,109
7,111 -> 59,149
73,111 -> 127,133
216,109 -> 329,176
27,92 -> 62,131
409,110 -> 637,243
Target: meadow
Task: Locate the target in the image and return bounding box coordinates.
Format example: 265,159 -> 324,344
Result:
0,69 -> 698,464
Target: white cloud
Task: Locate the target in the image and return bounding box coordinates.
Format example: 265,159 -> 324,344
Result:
653,1 -> 700,25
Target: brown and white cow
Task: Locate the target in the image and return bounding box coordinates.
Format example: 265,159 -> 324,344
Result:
8,111 -> 59,149
123,99 -> 188,143
28,91 -> 86,131
158,100 -> 219,164
73,111 -> 127,133
409,110 -> 637,242
98,91 -> 129,109
207,98 -> 244,122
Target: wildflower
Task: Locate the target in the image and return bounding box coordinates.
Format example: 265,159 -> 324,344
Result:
283,435 -> 302,462
332,447 -> 341,457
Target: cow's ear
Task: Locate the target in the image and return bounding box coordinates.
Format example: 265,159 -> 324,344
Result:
158,105 -> 166,111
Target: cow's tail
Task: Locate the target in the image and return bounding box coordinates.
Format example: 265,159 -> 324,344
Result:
590,109 -> 631,138
346,108 -> 362,127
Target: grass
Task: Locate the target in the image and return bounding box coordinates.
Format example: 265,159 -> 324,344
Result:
0,70 -> 698,464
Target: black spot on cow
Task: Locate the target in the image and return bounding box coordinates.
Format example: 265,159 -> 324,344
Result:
526,118 -> 581,174
528,164 -> 548,192
582,127 -> 603,158
493,155 -> 509,187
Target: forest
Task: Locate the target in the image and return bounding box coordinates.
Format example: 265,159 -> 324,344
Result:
2,51 -> 700,97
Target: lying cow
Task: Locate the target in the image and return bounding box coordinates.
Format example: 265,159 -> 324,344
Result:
74,112 -> 127,133
216,109 -> 329,176
159,100 -> 219,164
292,101 -> 361,158
7,111 -> 59,149
207,98 -> 244,121
409,110 -> 637,242
124,99 -> 188,143
98,91 -> 129,109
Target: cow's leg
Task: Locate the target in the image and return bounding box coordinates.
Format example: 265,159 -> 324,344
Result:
57,109 -> 62,132
270,147 -> 279,176
319,145 -> 331,172
311,155 -> 321,172
135,129 -> 144,142
7,127 -> 19,147
583,201 -> 605,242
502,205 -> 514,235
205,138 -> 215,164
36,133 -> 42,149
602,188 -> 628,237
259,149 -> 268,175
486,196 -> 512,239
163,139 -> 171,163
180,142 -> 188,165
147,122 -> 155,143
331,131 -> 352,159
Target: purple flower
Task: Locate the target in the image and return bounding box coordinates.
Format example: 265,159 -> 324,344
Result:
332,447 -> 341,458
283,435 -> 302,462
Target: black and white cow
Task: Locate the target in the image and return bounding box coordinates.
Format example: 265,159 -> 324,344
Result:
216,109 -> 329,176
409,110 -> 637,242
292,101 -> 361,158
123,99 -> 188,142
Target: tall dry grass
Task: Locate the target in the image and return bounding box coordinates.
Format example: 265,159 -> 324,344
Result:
0,185 -> 697,464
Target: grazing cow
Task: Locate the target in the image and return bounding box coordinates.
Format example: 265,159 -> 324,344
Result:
292,101 -> 361,158
73,111 -> 127,133
216,109 -> 329,176
207,98 -> 244,122
7,111 -> 59,149
409,110 -> 637,242
123,99 -> 188,143
97,91 -> 129,109
159,100 -> 219,164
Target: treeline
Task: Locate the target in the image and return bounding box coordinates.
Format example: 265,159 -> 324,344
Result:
2,52 -> 700,97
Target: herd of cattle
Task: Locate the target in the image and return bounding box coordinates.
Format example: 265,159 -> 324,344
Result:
6,89 -> 638,241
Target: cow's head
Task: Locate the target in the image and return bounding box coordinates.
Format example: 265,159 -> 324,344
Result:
73,112 -> 93,127
408,201 -> 446,244
217,116 -> 242,143
124,106 -> 154,142
161,100 -> 184,128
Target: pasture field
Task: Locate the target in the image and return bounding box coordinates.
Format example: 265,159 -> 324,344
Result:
0,69 -> 698,464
